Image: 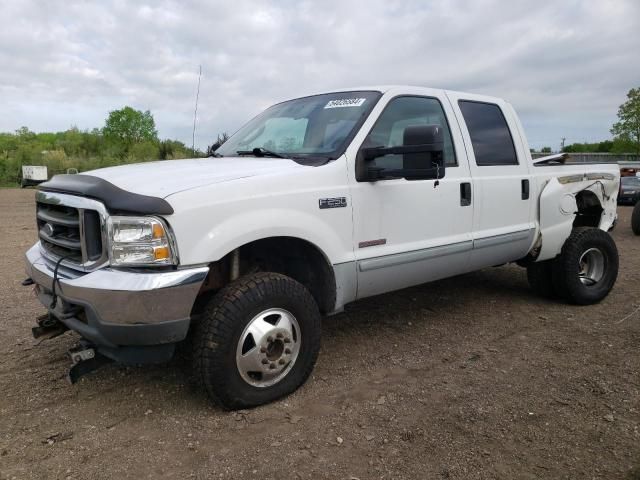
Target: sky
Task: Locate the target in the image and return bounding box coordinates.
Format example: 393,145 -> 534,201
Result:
1,0 -> 639,151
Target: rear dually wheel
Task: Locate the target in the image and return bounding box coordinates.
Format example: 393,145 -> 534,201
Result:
552,227 -> 618,305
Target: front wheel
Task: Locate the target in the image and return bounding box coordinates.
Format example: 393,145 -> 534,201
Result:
552,227 -> 618,305
192,272 -> 321,409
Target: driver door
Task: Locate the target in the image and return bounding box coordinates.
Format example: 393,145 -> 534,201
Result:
348,93 -> 474,299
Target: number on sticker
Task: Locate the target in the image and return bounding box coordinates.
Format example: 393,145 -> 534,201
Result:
324,98 -> 367,109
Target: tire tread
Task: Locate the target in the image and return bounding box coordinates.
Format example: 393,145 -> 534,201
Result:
526,260 -> 556,298
552,227 -> 618,305
192,272 -> 321,409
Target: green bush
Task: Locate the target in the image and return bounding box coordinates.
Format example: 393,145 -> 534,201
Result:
0,124 -> 200,186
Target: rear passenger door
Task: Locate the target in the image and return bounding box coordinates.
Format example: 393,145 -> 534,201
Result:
446,93 -> 535,268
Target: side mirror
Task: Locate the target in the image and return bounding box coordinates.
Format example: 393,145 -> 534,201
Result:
360,125 -> 445,181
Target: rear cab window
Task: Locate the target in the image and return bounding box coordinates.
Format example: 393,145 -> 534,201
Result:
458,100 -> 518,166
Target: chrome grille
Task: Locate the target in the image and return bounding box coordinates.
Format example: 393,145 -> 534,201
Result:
37,203 -> 83,262
35,191 -> 109,271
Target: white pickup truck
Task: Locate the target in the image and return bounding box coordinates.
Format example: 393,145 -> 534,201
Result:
25,86 -> 620,409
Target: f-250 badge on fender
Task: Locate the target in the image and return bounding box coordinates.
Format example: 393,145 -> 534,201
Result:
319,197 -> 347,209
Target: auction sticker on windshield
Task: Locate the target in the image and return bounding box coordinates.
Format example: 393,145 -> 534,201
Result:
324,98 -> 367,109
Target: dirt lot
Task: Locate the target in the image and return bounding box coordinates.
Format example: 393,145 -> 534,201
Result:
1,187 -> 639,480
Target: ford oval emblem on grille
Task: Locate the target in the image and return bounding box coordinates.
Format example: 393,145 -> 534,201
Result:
43,223 -> 55,237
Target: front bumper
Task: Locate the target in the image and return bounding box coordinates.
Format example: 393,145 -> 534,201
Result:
25,243 -> 208,352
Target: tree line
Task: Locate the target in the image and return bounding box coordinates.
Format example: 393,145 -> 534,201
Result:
534,87 -> 640,155
0,106 -> 200,185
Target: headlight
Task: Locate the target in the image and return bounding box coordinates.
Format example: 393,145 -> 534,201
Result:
107,216 -> 177,266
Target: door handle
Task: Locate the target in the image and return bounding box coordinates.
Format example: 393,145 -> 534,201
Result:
521,179 -> 530,200
460,182 -> 472,206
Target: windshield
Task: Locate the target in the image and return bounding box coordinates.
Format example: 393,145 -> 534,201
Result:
215,91 -> 382,162
622,176 -> 640,186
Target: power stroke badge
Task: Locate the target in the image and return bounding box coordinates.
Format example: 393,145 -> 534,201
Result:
319,197 -> 347,209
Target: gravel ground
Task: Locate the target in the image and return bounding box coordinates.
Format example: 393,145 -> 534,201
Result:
1,187 -> 639,480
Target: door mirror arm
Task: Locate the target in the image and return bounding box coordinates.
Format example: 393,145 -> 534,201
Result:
367,166 -> 443,181
357,124 -> 446,182
361,143 -> 445,181
361,143 -> 443,162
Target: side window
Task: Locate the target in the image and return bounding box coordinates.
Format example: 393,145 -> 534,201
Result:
458,101 -> 518,166
362,96 -> 457,172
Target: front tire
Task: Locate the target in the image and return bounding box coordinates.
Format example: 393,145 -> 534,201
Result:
193,272 -> 321,409
552,227 -> 618,305
632,201 -> 640,235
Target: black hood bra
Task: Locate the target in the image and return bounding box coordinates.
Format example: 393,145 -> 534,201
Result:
38,174 -> 174,215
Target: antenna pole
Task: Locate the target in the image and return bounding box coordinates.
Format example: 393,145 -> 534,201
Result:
192,65 -> 202,156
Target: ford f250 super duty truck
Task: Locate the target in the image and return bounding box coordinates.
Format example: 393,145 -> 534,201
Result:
24,86 -> 620,409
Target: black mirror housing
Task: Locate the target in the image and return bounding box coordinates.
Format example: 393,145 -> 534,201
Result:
360,124 -> 445,181
404,124 -> 444,146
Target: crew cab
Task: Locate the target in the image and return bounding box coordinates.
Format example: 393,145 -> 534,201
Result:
24,86 -> 620,409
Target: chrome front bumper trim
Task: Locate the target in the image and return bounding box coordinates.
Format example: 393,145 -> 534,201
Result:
25,243 -> 209,327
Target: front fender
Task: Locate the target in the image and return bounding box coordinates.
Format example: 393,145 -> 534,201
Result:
176,207 -> 352,266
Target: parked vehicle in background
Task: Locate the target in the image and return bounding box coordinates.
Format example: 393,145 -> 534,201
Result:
618,175 -> 640,205
24,86 -> 620,409
20,166 -> 47,188
632,202 -> 640,235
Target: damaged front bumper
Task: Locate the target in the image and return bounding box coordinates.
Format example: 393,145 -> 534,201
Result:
25,243 -> 208,364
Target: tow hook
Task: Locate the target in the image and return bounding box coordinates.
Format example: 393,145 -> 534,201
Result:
22,277 -> 34,286
32,313 -> 68,341
67,342 -> 113,384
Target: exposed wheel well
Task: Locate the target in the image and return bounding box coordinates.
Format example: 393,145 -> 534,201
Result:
573,190 -> 603,228
193,237 -> 336,315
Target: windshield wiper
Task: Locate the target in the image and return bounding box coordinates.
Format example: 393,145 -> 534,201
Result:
236,147 -> 287,159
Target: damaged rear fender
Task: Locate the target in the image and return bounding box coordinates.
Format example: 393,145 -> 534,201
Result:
536,176 -> 618,261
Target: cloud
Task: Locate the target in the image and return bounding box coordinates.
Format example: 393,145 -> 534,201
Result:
0,0 -> 638,150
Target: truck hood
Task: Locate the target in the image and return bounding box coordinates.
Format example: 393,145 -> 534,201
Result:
84,157 -> 304,197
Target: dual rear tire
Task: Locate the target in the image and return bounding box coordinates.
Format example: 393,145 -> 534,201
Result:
527,227 -> 618,305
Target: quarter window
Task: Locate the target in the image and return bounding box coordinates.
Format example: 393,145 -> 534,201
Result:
458,101 -> 518,166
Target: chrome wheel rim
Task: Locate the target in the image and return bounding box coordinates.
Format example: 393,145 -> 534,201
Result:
578,247 -> 605,286
235,308 -> 301,388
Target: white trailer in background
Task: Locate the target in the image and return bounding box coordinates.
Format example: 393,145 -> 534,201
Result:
21,166 -> 48,188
